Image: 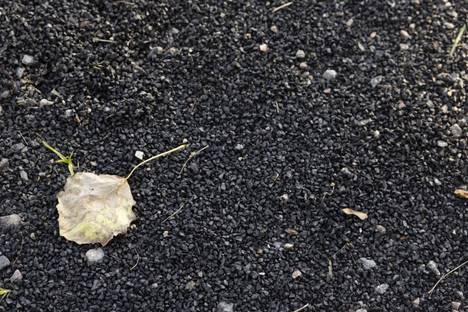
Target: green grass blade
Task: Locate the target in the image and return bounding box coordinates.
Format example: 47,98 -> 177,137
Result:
449,24 -> 466,57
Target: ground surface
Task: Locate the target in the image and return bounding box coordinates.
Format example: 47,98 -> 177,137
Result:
0,0 -> 467,311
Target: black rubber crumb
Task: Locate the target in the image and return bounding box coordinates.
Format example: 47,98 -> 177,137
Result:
0,1 -> 467,311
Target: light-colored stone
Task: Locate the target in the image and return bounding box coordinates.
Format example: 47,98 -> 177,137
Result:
359,257 -> 377,270
86,248 -> 105,264
323,69 -> 337,81
375,283 -> 389,294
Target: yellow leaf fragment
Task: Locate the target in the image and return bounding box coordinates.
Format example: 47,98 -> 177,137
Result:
454,189 -> 468,199
57,172 -> 136,245
341,208 -> 368,220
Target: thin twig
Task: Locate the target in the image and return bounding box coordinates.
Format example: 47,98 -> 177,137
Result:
428,260 -> 468,296
179,145 -> 209,174
162,201 -> 188,223
92,37 -> 116,43
130,250 -> 140,271
449,24 -> 466,57
292,303 -> 310,312
272,1 -> 293,13
126,144 -> 187,180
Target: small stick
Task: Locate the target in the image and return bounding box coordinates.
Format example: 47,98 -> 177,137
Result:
292,303 -> 310,312
272,1 -> 293,13
179,145 -> 209,174
162,200 -> 189,223
126,144 -> 187,180
130,250 -> 140,270
428,260 -> 468,296
92,37 -> 116,43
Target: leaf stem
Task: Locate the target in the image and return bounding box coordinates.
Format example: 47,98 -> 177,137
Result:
42,141 -> 75,175
126,144 -> 188,180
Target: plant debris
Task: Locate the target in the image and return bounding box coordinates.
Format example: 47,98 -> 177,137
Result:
43,141 -> 187,245
341,208 -> 368,220
454,188 -> 468,199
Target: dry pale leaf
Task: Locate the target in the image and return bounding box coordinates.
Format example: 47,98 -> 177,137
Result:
57,172 -> 136,245
454,189 -> 468,199
341,208 -> 368,220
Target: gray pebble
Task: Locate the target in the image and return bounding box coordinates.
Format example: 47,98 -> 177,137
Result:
299,62 -> 308,70
450,124 -> 462,137
451,302 -> 461,311
10,269 -> 23,283
322,69 -> 337,81
20,170 -> 29,181
39,99 -> 54,106
0,255 -> 11,271
0,158 -> 9,171
375,283 -> 389,294
0,90 -> 9,99
0,214 -> 22,228
217,301 -> 234,312
64,109 -> 74,117
234,143 -> 244,150
370,76 -> 383,88
375,224 -> 386,234
16,67 -> 25,79
21,54 -> 34,65
400,30 -> 411,39
437,140 -> 448,148
296,50 -> 306,58
456,291 -> 464,299
86,248 -> 105,264
340,167 -> 353,177
359,257 -> 377,270
355,309 -> 367,312
373,130 -> 381,138
412,297 -> 420,307
427,260 -> 441,276
185,280 -> 196,290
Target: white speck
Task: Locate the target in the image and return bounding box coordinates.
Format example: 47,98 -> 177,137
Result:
400,30 -> 411,39
451,302 -> 461,311
296,50 -> 306,58
375,283 -> 389,294
427,260 -> 441,276
135,151 -> 144,160
259,43 -> 268,53
412,297 -> 420,307
437,140 -> 448,148
234,143 -> 244,150
21,54 -> 34,65
283,243 -> 294,250
373,130 -> 381,138
322,69 -> 337,81
85,248 -> 104,264
20,170 -> 28,181
375,224 -> 386,234
39,99 -> 54,106
270,25 -> 278,33
292,269 -> 302,279
359,257 -> 377,270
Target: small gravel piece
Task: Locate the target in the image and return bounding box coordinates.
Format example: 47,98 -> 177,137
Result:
355,309 -> 367,312
86,248 -> 105,264
400,30 -> 411,39
437,140 -> 448,148
412,297 -> 420,307
64,109 -> 74,117
359,257 -> 377,270
259,43 -> 268,53
10,269 -> 23,283
0,214 -> 22,228
283,243 -> 294,250
0,255 -> 11,271
450,124 -> 462,137
292,269 -> 302,279
295,50 -> 306,58
270,25 -> 278,33
20,170 -> 29,181
0,158 -> 9,171
370,76 -> 383,88
135,150 -> 144,160
299,62 -> 308,70
375,224 -> 386,234
427,260 -> 441,276
322,69 -> 337,81
16,67 -> 25,78
451,302 -> 461,311
21,54 -> 34,65
217,301 -> 234,312
375,283 -> 389,294
39,99 -> 54,106
234,143 -> 244,150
